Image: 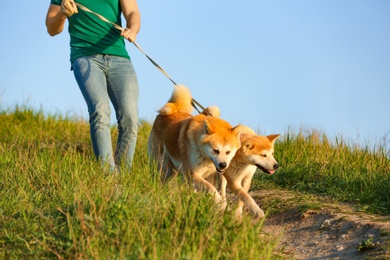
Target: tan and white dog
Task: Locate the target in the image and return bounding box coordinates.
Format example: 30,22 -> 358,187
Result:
148,85 -> 241,207
220,126 -> 280,219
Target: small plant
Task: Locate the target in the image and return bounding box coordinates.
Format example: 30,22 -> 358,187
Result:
380,229 -> 390,237
356,236 -> 377,252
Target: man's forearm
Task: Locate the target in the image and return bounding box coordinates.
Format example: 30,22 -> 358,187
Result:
126,12 -> 140,33
46,5 -> 67,36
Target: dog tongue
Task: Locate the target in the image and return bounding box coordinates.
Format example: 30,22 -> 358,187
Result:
268,170 -> 275,175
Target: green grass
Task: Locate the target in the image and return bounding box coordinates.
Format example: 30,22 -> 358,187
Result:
0,107 -> 280,259
253,128 -> 390,215
1,107 -> 389,258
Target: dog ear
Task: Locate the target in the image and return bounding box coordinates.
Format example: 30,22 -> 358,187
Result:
231,125 -> 241,139
244,141 -> 255,150
235,124 -> 256,135
204,120 -> 215,134
267,134 -> 280,143
231,126 -> 242,149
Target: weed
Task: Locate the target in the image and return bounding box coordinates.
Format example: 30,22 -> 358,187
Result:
356,236 -> 377,252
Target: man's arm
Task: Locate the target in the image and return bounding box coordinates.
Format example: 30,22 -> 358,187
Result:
45,4 -> 67,36
120,0 -> 141,42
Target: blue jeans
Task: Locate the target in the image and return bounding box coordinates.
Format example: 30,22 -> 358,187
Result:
72,54 -> 139,171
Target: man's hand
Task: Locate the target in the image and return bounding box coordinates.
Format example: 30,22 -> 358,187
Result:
61,0 -> 78,17
121,28 -> 137,42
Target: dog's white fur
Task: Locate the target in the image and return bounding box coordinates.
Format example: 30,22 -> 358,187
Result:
220,125 -> 280,218
148,85 -> 241,208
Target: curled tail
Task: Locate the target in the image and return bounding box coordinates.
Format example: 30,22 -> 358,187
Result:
158,85 -> 194,115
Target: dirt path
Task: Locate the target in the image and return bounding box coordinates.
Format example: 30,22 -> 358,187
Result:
251,190 -> 390,259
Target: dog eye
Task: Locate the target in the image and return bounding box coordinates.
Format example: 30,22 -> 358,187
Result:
226,151 -> 230,155
261,154 -> 267,157
213,149 -> 220,154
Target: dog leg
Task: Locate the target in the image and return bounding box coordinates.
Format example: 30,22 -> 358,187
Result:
240,174 -> 264,218
219,174 -> 230,211
234,198 -> 245,219
236,190 -> 264,218
192,174 -> 227,211
162,157 -> 177,182
220,174 -> 227,202
149,136 -> 176,182
229,177 -> 264,218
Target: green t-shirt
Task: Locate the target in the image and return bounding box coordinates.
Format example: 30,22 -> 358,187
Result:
50,0 -> 130,63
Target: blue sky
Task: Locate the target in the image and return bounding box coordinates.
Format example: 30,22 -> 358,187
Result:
1,1 -> 389,148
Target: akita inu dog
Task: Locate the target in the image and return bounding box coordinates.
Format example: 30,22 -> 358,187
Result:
220,126 -> 280,219
148,85 -> 241,207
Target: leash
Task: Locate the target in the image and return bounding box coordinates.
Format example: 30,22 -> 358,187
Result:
74,3 -> 207,114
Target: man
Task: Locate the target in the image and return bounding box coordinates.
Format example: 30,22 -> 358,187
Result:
46,0 -> 141,172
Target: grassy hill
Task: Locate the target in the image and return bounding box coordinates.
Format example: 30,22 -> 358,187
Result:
1,107 -> 389,258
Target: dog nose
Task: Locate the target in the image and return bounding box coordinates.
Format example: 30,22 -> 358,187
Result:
219,162 -> 227,169
273,164 -> 279,170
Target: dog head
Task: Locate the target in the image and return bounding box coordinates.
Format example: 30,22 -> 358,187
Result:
200,119 -> 241,173
236,133 -> 280,174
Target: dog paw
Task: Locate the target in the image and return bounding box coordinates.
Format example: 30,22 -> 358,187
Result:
219,201 -> 228,212
254,209 -> 265,218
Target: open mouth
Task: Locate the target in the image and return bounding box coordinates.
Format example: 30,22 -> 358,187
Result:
216,168 -> 225,173
256,164 -> 275,175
